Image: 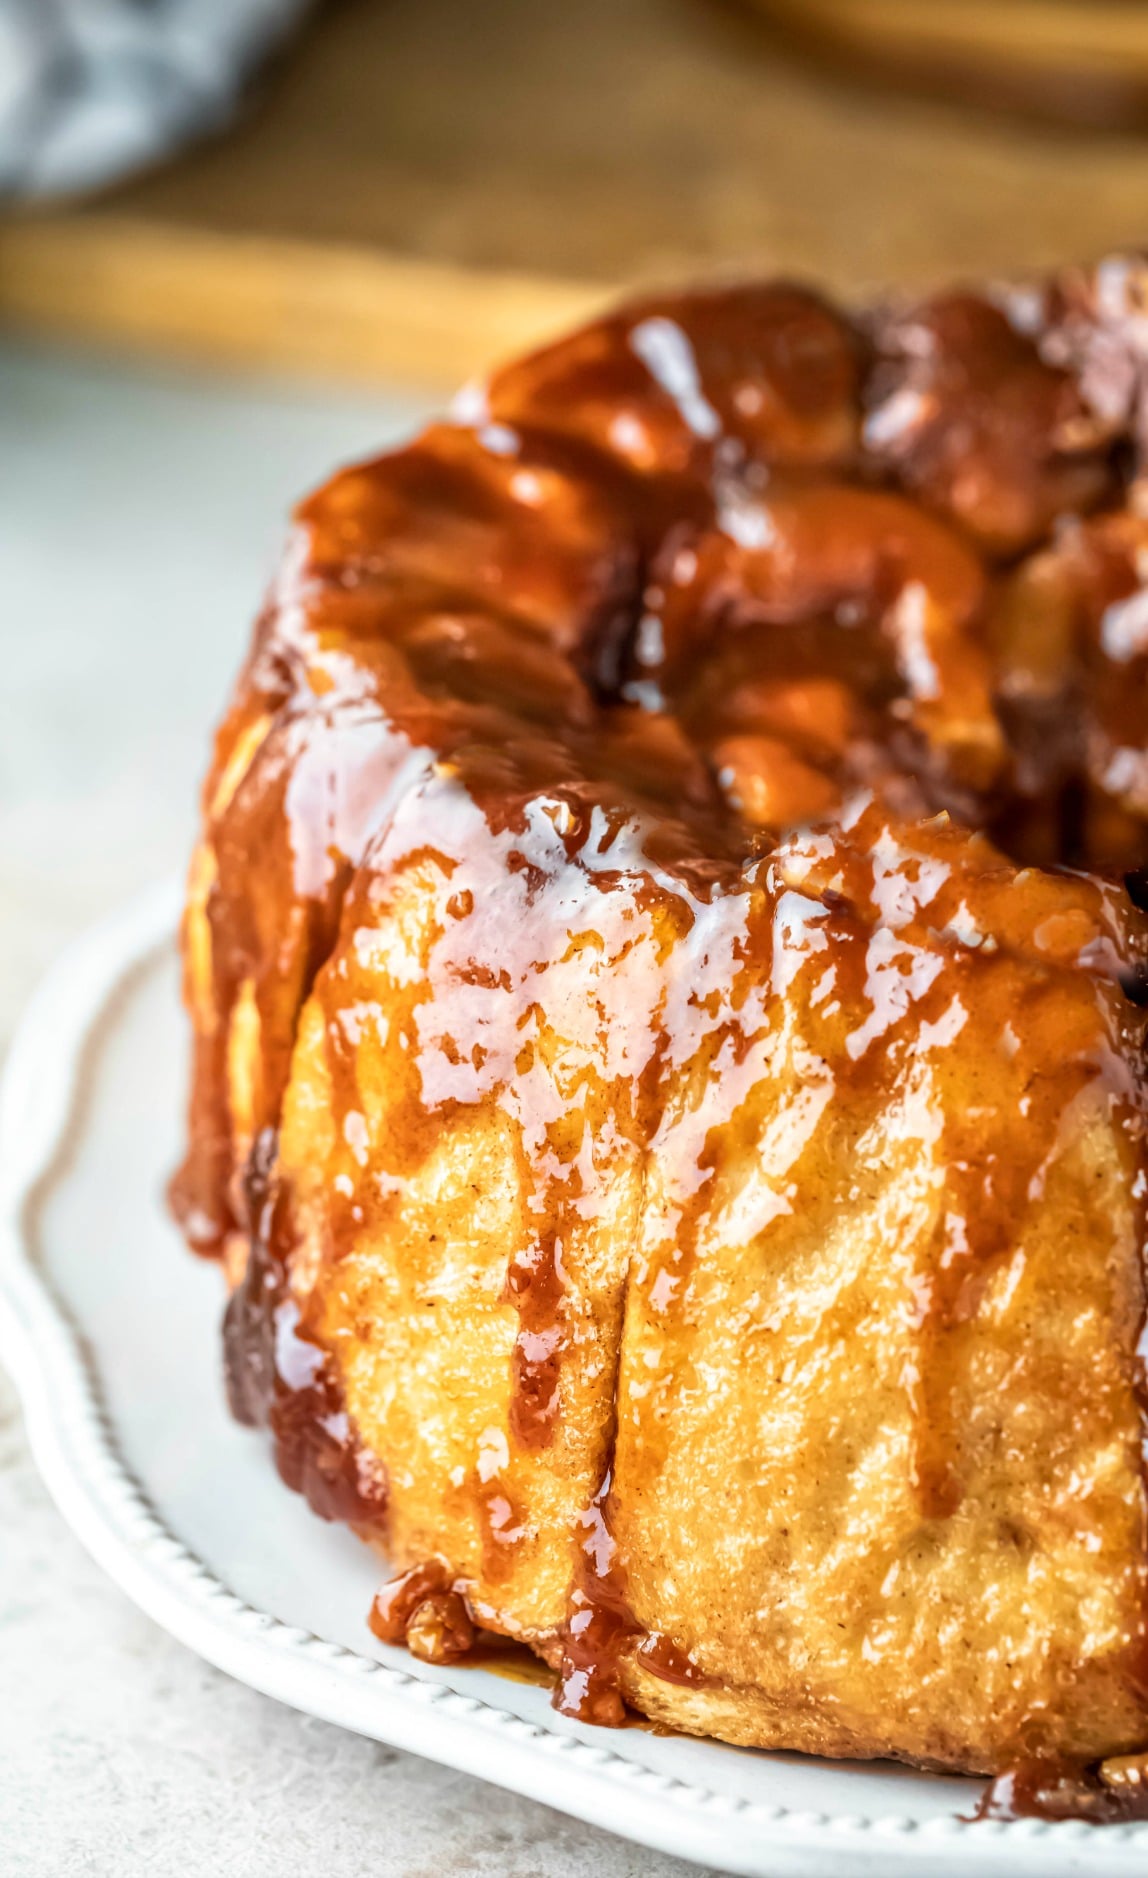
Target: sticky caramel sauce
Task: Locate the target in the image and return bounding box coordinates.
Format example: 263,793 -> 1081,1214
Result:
976,1755 -> 1148,1825
222,1128 -> 389,1529
504,1230 -> 569,1450
551,1465 -> 712,1724
173,264 -> 1148,1806
863,289 -> 1117,555
368,1559 -> 477,1664
369,1564 -> 559,1683
465,1638 -> 559,1689
553,1469 -> 635,1727
635,1633 -> 716,1689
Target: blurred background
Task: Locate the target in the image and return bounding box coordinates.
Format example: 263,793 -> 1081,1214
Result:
4,3 -> 1148,1872
8,0 -> 1148,385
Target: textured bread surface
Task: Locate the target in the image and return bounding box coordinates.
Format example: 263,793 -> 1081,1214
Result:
175,259 -> 1148,1778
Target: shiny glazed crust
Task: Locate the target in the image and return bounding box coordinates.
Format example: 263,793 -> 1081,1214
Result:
174,260 -> 1148,1781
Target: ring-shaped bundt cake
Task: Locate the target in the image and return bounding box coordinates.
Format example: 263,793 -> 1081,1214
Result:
173,257 -> 1148,1819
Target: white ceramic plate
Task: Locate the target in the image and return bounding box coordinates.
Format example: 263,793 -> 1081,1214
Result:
1,889 -> 1145,1878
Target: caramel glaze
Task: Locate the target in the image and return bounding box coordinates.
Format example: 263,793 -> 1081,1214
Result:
368,1559 -> 476,1664
552,1467 -> 713,1726
976,1755 -> 1148,1825
172,258 -> 1148,1805
223,1126 -> 389,1529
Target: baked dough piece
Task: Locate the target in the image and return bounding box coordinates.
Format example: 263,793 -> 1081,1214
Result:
174,262 -> 1148,1790
277,758 -> 705,1640
609,805 -> 1148,1771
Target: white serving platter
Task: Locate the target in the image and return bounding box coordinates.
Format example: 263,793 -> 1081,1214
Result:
1,887 -> 1144,1877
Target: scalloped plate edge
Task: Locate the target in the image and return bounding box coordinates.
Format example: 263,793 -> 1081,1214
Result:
0,884 -> 1138,1877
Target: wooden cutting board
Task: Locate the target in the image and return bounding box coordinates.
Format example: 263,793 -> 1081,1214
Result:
752,0 -> 1148,125
2,0 -> 1148,389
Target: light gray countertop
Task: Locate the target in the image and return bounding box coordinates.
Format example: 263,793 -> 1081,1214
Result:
0,342 -> 713,1878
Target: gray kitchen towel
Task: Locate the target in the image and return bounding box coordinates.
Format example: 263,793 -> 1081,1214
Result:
0,0 -> 312,198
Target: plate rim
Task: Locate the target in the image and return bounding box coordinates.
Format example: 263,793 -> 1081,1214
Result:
0,886 -> 1143,1875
